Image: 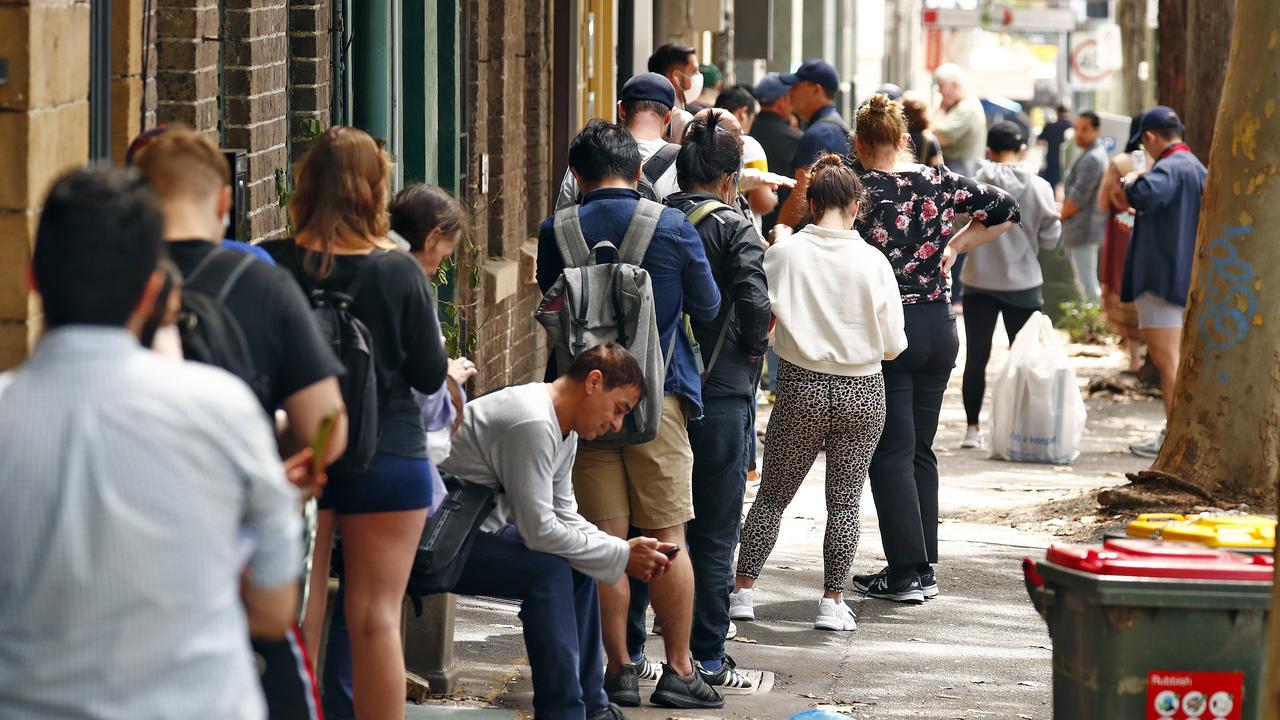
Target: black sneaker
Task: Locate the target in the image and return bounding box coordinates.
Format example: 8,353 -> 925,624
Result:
919,567 -> 939,600
604,664 -> 641,707
851,567 -> 887,595
649,663 -> 725,709
855,567 -> 925,604
587,703 -> 628,720
696,655 -> 754,695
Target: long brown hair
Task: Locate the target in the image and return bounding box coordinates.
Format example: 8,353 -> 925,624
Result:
854,93 -> 911,163
290,126 -> 392,277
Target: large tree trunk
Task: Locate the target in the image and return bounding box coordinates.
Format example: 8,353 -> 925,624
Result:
1183,0 -> 1237,157
1142,0 -> 1279,510
1157,0 -> 1188,110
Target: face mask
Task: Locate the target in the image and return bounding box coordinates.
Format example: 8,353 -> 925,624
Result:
684,72 -> 704,105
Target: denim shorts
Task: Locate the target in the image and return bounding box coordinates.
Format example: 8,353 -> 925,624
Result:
318,452 -> 433,514
1135,292 -> 1185,330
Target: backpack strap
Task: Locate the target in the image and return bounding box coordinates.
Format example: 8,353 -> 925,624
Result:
686,199 -> 735,227
553,205 -> 592,268
642,143 -> 681,184
618,199 -> 666,266
185,249 -> 256,302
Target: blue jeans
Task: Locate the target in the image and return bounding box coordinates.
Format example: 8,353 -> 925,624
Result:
1068,244 -> 1102,304
328,527 -> 609,720
625,397 -> 751,663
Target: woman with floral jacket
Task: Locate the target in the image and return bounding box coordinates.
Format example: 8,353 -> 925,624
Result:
846,94 -> 1020,604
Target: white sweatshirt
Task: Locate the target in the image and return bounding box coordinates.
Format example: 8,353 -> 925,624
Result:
765,224 -> 908,377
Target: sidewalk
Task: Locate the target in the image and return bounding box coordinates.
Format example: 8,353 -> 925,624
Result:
414,326 -> 1164,719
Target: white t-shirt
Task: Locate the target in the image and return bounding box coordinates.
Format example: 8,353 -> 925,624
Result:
555,135 -> 681,210
741,134 -> 770,235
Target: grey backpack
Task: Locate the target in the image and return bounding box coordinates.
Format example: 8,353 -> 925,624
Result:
535,199 -> 674,448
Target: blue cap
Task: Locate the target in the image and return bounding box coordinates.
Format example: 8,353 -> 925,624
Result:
780,59 -> 840,92
620,72 -> 677,109
1129,105 -> 1184,148
876,83 -> 903,101
753,72 -> 795,103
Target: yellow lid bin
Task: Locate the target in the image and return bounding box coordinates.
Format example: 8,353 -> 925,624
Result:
1128,513 -> 1276,551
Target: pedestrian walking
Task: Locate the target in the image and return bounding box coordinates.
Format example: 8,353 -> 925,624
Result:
536,120 -> 723,710
959,122 -> 1062,449
775,60 -> 852,228
0,167 -> 304,719
649,43 -> 702,143
1037,104 -> 1072,191
846,95 -> 1018,603
264,126 -> 449,720
1120,106 -> 1207,458
1060,111 -> 1109,303
730,153 -> 906,631
663,113 -> 770,687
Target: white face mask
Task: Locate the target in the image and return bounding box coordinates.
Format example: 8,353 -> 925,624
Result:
684,72 -> 704,105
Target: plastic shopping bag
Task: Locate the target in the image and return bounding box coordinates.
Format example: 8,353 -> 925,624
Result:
989,312 -> 1087,464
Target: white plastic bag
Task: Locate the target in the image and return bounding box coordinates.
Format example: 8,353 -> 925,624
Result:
989,312 -> 1087,464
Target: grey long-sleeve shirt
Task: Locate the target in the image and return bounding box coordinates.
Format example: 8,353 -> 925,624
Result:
439,383 -> 630,584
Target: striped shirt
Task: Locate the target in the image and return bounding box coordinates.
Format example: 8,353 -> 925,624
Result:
0,326 -> 301,719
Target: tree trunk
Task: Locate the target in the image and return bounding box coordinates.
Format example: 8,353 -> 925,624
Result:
1145,0 -> 1280,510
1157,0 -> 1187,110
1183,0 -> 1237,158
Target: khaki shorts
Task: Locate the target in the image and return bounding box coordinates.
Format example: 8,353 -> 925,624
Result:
572,395 -> 695,529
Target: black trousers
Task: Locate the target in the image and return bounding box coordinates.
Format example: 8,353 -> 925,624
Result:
868,302 -> 959,572
961,292 -> 1039,425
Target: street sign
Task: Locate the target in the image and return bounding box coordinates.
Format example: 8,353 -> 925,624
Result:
922,6 -> 1077,33
1069,26 -> 1121,89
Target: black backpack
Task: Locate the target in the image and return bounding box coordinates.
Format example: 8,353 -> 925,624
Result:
637,142 -> 681,202
308,258 -> 380,476
177,250 -> 270,406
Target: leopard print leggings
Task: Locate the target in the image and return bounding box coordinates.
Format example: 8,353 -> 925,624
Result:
736,360 -> 887,592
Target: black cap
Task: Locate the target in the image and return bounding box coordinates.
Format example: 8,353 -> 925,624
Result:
621,72 -> 677,109
986,120 -> 1025,153
780,59 -> 840,92
1128,105 -> 1184,149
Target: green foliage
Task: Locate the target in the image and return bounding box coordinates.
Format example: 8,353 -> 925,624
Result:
434,231 -> 481,357
1057,301 -> 1110,344
274,119 -> 328,232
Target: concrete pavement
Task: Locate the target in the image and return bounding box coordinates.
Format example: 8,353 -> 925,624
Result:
409,330 -> 1165,719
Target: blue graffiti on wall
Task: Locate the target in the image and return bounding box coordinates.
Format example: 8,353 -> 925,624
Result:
1197,224 -> 1257,384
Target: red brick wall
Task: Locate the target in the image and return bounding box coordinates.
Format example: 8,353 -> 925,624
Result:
288,0 -> 331,160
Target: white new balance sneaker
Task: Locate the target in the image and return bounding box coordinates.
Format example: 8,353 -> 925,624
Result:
814,598 -> 857,631
728,588 -> 755,621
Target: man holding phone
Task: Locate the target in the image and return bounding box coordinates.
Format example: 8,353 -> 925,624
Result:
440,344 -> 678,720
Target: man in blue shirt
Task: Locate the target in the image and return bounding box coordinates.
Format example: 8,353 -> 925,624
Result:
1119,106 -> 1207,458
775,59 -> 851,229
536,120 -> 722,709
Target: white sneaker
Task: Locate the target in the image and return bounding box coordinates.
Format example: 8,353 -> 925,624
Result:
726,621 -> 737,640
814,598 -> 857,631
1130,428 -> 1166,459
960,426 -> 983,449
728,588 -> 755,621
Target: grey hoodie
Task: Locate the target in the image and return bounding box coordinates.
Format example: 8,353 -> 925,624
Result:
960,162 -> 1062,292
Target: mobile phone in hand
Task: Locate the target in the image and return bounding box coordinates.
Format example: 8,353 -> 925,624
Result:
662,545 -> 681,559
311,410 -> 338,475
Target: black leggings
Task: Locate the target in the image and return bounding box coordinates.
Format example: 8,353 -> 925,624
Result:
961,292 -> 1039,425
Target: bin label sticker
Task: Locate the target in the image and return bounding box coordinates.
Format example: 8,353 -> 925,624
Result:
1146,671 -> 1243,719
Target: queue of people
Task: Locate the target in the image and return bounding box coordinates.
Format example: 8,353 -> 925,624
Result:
0,45 -> 1199,720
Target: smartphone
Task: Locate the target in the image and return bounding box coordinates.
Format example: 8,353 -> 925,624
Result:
311,410 -> 338,475
662,546 -> 681,559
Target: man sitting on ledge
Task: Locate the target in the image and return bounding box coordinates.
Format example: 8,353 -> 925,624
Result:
440,343 -> 676,720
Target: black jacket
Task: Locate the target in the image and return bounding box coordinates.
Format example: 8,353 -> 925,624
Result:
665,191 -> 771,402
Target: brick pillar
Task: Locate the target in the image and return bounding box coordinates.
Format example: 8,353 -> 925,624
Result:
288,0 -> 331,161
154,0 -> 220,137
111,0 -> 158,161
0,0 -> 92,369
223,1 -> 290,241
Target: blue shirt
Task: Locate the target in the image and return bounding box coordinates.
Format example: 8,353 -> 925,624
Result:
793,105 -> 852,171
1122,148 -> 1207,306
222,239 -> 276,264
537,187 -> 721,414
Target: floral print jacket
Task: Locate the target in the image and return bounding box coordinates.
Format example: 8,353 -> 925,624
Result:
856,164 -> 1021,304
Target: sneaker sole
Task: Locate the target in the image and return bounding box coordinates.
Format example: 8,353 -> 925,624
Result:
922,584 -> 939,599
728,608 -> 755,621
814,619 -> 857,631
607,690 -> 641,708
1130,446 -> 1160,459
649,690 -> 725,710
866,589 -> 926,604
704,680 -> 756,695
959,441 -> 980,449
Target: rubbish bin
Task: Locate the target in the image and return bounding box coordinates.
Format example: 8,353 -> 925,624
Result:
1024,538 -> 1273,719
1125,513 -> 1276,555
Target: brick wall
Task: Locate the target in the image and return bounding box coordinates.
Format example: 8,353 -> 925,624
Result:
111,0 -> 157,162
0,0 -> 92,369
464,0 -> 552,392
288,0 -> 331,160
154,0 -> 219,137
223,0 -> 290,240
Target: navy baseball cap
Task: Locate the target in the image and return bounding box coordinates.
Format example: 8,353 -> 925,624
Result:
753,72 -> 795,103
1129,105 -> 1184,148
780,59 -> 840,92
620,72 -> 677,109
